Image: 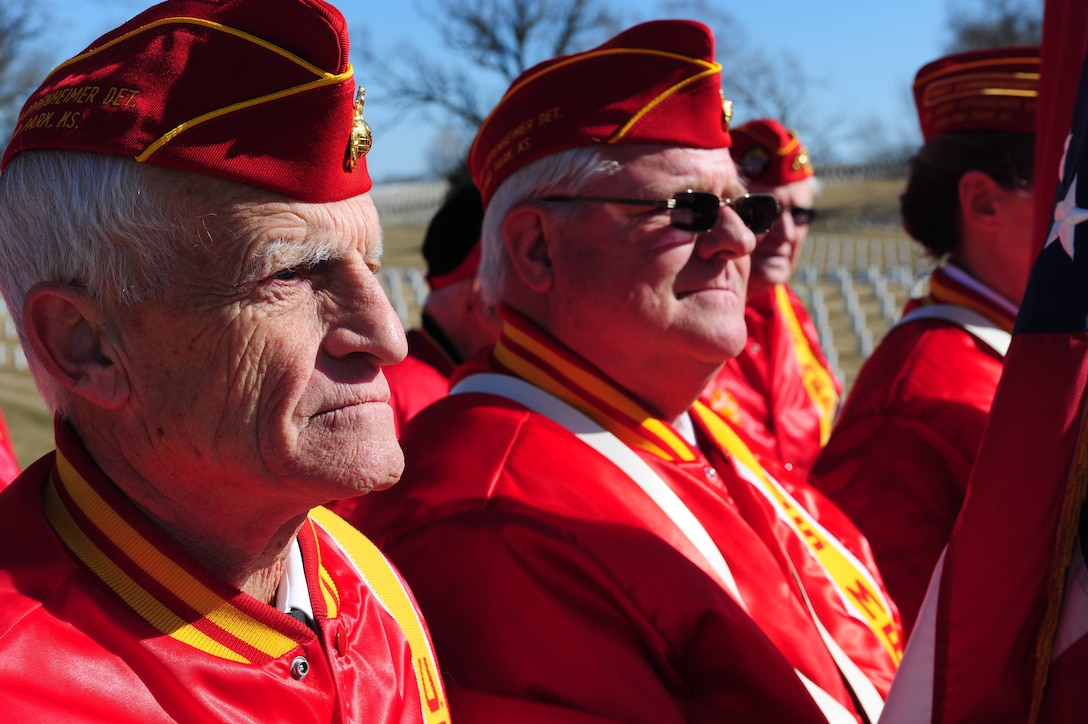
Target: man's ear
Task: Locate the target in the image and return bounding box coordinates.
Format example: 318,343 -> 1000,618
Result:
502,203 -> 555,294
22,282 -> 129,410
959,170 -> 1004,233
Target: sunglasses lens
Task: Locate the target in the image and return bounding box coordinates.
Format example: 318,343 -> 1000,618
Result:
790,207 -> 816,226
734,194 -> 780,234
669,191 -> 720,232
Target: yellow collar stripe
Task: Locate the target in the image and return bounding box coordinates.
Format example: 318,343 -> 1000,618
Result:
494,341 -> 678,459
928,271 -> 1017,332
309,507 -> 450,723
299,516 -> 341,619
48,450 -> 301,660
497,319 -> 695,461
43,474 -> 294,661
501,322 -> 653,422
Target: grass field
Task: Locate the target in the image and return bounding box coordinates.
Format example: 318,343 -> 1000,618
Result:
0,174 -> 913,469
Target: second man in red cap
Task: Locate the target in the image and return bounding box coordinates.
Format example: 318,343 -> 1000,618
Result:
350,18 -> 901,723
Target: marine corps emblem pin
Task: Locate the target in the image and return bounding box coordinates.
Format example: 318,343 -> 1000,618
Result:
347,87 -> 373,171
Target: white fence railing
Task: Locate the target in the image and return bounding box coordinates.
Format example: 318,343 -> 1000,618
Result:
370,181 -> 450,227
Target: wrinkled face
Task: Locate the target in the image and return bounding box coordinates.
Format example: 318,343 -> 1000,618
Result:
543,146 -> 757,399
109,181 -> 407,509
748,177 -> 814,295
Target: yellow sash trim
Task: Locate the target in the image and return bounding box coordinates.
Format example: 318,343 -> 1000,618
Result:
309,507 -> 450,724
693,402 -> 903,665
775,284 -> 838,445
43,459 -> 298,661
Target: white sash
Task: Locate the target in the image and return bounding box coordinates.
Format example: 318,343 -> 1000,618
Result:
897,304 -> 1012,357
451,373 -> 863,724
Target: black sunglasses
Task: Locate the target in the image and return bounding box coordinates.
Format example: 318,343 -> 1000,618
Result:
540,190 -> 782,235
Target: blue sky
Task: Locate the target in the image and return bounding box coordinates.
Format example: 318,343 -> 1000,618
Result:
32,0 -> 958,182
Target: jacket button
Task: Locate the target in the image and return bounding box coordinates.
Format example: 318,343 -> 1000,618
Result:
290,655 -> 310,680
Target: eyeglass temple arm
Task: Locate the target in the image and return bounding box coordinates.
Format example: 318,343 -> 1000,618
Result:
541,195 -> 673,210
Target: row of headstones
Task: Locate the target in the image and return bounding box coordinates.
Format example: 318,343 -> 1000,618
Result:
794,263 -> 922,379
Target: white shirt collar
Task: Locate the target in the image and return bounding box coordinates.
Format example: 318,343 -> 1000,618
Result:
273,537 -> 313,619
673,410 -> 700,449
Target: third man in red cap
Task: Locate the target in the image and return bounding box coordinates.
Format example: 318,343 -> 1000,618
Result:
702,118 -> 840,480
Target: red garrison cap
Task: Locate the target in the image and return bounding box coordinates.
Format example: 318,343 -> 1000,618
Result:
730,118 -> 813,186
1,0 -> 373,202
468,19 -> 733,208
913,45 -> 1040,143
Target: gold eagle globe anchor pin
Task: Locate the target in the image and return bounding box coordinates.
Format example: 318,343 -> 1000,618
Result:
347,87 -> 373,171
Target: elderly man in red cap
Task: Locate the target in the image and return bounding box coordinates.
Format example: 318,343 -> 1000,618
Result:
702,119 -> 839,479
0,1 -> 449,721
811,46 -> 1040,638
349,19 -> 900,723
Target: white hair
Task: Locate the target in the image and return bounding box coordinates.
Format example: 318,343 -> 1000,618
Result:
477,146 -> 622,307
0,151 -> 190,414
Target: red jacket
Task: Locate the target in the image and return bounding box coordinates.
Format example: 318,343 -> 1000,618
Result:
703,284 -> 840,478
811,264 -> 1013,635
385,320 -> 460,435
350,308 -> 900,723
0,422 -> 448,723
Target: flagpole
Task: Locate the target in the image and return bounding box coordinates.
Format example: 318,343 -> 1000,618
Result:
1030,402 -> 1088,721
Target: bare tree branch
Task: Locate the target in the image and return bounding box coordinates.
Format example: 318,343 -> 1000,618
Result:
945,0 -> 1042,52
0,1 -> 49,143
351,0 -> 618,180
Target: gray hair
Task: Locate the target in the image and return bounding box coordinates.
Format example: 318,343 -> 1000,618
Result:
0,151 -> 190,413
477,146 -> 621,306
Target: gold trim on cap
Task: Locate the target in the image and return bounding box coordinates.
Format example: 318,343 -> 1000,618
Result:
45,16 -> 337,83
473,46 -> 721,159
136,67 -> 353,163
611,63 -> 723,142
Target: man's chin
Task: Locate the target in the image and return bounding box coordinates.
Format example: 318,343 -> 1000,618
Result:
751,262 -> 792,286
